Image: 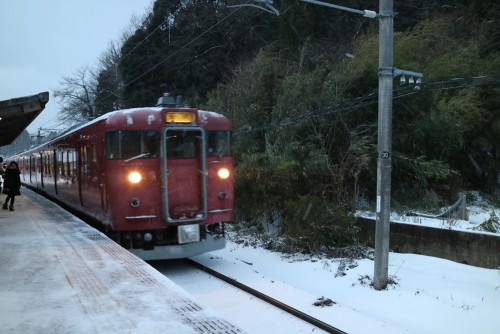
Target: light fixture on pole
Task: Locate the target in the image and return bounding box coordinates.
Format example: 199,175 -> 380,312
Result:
400,75 -> 406,85
394,68 -> 423,88
300,0 -> 377,18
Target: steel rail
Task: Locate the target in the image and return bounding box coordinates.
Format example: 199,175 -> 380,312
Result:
187,259 -> 348,334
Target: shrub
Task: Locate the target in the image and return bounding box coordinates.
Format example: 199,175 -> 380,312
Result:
281,195 -> 359,252
473,211 -> 500,233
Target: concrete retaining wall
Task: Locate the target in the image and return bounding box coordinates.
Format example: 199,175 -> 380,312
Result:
357,217 -> 500,269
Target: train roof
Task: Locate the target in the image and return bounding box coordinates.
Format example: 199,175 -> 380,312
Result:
13,106 -> 231,155
55,106 -> 231,135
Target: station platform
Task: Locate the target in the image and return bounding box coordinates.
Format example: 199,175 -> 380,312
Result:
0,188 -> 243,334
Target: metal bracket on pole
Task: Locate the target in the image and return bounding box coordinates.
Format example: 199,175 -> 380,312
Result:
300,0 -> 377,18
393,68 -> 423,79
378,67 -> 394,77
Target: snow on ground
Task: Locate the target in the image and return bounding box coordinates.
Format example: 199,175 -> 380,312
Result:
180,204 -> 500,334
187,231 -> 499,334
3,189 -> 498,333
358,195 -> 500,235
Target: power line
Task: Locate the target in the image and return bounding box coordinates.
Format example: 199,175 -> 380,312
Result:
121,7 -> 245,89
117,17 -> 170,66
94,4 -> 248,106
48,3 -> 256,130
233,74 -> 500,136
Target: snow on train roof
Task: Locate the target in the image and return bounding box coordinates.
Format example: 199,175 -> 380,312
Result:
63,107 -> 229,134
17,107 -> 230,154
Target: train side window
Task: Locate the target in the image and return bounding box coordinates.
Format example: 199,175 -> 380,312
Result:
50,154 -> 54,175
91,144 -> 97,162
62,151 -> 67,176
80,146 -> 88,177
45,154 -> 51,176
66,151 -> 70,177
57,151 -> 64,176
207,130 -> 231,157
89,144 -> 97,178
70,150 -> 77,177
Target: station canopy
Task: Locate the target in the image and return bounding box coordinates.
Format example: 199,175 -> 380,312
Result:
0,92 -> 49,146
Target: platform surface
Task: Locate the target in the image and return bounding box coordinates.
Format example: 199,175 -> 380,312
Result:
0,188 -> 243,334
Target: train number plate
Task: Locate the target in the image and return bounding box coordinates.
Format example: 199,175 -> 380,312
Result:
178,224 -> 200,244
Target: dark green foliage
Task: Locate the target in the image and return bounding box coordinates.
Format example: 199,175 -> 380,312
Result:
282,195 -> 359,251
76,0 -> 500,249
234,152 -> 301,221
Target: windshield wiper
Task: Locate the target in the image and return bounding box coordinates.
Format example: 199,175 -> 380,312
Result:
125,153 -> 150,162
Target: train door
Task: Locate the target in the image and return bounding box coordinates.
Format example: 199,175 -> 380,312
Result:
29,156 -> 32,184
39,152 -> 44,189
78,142 -> 104,210
78,144 -> 85,206
162,127 -> 207,223
53,149 -> 58,195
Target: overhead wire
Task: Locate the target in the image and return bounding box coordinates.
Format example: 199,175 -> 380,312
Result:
233,74 -> 500,136
42,2 -> 258,132
121,6 -> 246,89
117,17 -> 170,66
93,3 -> 250,106
59,2 -> 500,137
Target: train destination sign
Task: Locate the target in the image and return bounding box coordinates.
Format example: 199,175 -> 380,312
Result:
165,112 -> 195,124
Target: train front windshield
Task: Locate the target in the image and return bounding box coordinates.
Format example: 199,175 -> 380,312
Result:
105,129 -> 231,160
106,130 -> 158,159
166,130 -> 200,159
165,130 -> 231,159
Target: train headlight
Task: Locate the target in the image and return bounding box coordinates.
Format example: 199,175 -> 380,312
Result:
217,168 -> 230,179
128,171 -> 142,184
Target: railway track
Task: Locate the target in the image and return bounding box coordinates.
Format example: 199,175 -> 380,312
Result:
56,194 -> 347,333
186,259 -> 348,334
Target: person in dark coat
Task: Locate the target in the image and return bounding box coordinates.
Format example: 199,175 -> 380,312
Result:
2,161 -> 21,211
0,157 -> 4,194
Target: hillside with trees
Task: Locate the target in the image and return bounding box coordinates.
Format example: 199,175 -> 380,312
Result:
54,0 -> 500,250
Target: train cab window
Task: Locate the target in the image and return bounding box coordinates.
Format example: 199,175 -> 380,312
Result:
207,130 -> 231,157
166,130 -> 200,159
106,131 -> 158,159
121,132 -> 141,157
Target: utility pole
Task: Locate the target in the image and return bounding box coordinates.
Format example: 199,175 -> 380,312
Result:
29,128 -> 44,145
250,0 -> 422,291
298,0 -> 394,291
373,0 -> 394,290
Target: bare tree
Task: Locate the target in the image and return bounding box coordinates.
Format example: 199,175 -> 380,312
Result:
93,5 -> 153,114
53,66 -> 98,125
53,1 -> 154,125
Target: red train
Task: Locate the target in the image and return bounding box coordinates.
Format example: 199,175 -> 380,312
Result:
13,94 -> 234,260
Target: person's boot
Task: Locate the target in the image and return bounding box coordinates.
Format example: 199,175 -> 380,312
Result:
2,204 -> 7,210
9,206 -> 14,211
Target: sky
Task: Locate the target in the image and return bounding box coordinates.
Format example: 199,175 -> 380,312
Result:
2,188 -> 499,333
0,0 -> 153,133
